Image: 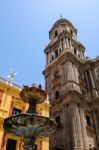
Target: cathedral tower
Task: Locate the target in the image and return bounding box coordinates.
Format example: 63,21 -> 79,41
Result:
43,18 -> 99,150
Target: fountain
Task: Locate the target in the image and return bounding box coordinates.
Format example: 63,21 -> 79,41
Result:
3,85 -> 57,150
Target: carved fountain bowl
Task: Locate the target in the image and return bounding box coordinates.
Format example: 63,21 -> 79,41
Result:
20,87 -> 47,104
3,113 -> 57,138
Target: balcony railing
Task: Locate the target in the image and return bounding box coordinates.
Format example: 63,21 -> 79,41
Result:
0,77 -> 22,90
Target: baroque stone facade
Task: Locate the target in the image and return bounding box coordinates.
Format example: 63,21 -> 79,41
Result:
43,18 -> 99,150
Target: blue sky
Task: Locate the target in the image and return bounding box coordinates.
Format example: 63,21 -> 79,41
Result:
0,0 -> 99,87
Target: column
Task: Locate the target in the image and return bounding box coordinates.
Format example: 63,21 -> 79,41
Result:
97,111 -> 99,125
92,111 -> 99,147
65,37 -> 67,49
68,38 -> 71,49
79,106 -> 89,150
63,37 -> 66,49
68,103 -> 78,149
63,104 -> 72,150
61,38 -> 64,51
69,103 -> 84,150
46,53 -> 48,65
89,70 -> 95,89
75,105 -> 84,148
85,71 -> 90,91
48,52 -> 50,63
66,37 -> 69,48
70,39 -> 72,49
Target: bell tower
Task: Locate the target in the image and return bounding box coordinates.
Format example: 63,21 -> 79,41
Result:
43,18 -> 99,150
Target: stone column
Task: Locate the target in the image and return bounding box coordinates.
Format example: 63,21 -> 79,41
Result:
85,71 -> 90,91
63,104 -> 72,150
66,37 -> 69,48
23,137 -> 36,150
65,37 -> 67,49
48,51 -> 50,63
61,38 -> 64,51
66,61 -> 70,81
79,106 -> 89,150
74,65 -> 79,84
97,110 -> 99,125
92,111 -> 99,147
68,103 -> 78,149
46,53 -> 48,65
75,104 -> 84,149
69,39 -> 72,49
69,103 -> 84,150
89,70 -> 95,89
63,37 -> 66,49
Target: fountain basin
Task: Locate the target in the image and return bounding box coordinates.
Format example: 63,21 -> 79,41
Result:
20,87 -> 47,104
3,113 -> 57,138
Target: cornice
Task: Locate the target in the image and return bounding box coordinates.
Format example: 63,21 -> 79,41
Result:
44,51 -> 84,72
84,56 -> 99,65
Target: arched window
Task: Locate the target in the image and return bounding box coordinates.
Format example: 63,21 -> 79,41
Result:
74,49 -> 77,55
55,49 -> 58,58
59,48 -> 61,53
68,37 -> 71,48
54,30 -> 58,38
55,116 -> 61,128
52,55 -> 54,61
70,29 -> 73,35
55,91 -> 60,100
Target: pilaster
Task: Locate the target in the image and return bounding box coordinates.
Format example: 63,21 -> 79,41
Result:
79,106 -> 89,150
92,111 -> 99,147
69,103 -> 84,150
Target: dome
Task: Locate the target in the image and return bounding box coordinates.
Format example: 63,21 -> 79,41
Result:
49,18 -> 77,34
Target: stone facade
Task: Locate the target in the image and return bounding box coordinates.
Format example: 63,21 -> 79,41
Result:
43,18 -> 99,150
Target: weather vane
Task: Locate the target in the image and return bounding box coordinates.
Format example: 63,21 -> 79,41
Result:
7,68 -> 17,82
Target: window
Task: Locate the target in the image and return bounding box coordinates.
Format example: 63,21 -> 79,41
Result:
34,144 -> 37,150
54,30 -> 58,38
68,38 -> 71,48
70,29 -> 73,35
0,90 -> 4,106
86,115 -> 91,126
52,55 -> 54,61
6,139 -> 17,150
55,49 -> 58,58
86,115 -> 94,127
55,116 -> 61,128
12,108 -> 22,115
59,48 -> 61,53
74,49 -> 77,55
55,91 -> 60,100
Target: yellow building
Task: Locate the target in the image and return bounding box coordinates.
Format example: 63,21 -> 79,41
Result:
0,77 -> 49,150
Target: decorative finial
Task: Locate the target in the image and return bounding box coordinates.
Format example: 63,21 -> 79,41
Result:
7,68 -> 17,82
60,14 -> 62,19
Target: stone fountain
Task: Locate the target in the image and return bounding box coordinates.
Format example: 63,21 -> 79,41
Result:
3,85 -> 57,150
